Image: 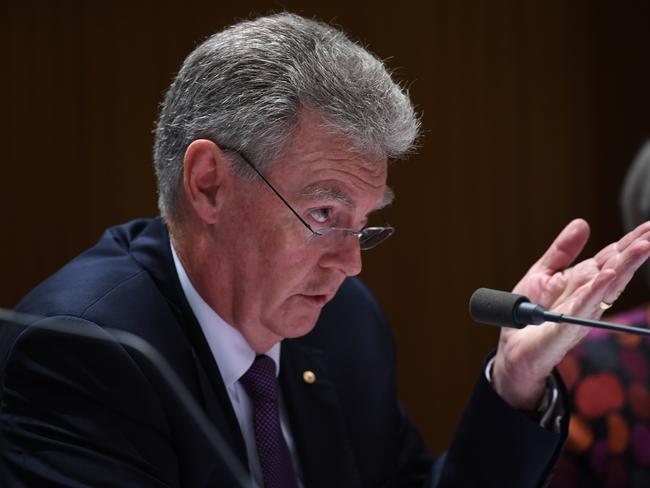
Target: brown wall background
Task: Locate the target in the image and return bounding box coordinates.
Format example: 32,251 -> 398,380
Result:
3,0 -> 650,455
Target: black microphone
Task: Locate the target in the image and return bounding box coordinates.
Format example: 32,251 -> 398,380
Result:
469,288 -> 650,336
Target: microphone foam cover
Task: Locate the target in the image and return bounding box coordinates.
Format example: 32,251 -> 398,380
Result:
469,288 -> 530,328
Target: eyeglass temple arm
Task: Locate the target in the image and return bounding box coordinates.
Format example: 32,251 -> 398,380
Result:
222,146 -> 317,235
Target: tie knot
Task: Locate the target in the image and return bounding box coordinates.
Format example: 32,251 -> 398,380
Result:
240,355 -> 278,402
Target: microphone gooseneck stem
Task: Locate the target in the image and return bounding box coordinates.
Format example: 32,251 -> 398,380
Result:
549,312 -> 650,336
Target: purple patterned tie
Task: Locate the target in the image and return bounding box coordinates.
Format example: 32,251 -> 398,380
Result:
240,355 -> 300,488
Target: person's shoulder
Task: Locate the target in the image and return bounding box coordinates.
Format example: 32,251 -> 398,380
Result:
4,217 -> 185,374
16,218 -> 165,319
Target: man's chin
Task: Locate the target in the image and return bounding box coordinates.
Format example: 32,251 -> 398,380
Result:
272,294 -> 331,339
282,310 -> 323,339
283,315 -> 320,339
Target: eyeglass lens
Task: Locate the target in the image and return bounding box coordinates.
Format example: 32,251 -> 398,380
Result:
359,227 -> 394,250
309,226 -> 394,250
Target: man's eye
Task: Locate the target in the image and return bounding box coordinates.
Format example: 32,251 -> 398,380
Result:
309,208 -> 331,224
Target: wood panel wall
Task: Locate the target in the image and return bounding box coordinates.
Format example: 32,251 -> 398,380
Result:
3,0 -> 650,454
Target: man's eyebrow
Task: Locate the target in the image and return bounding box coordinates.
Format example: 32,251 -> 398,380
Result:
298,184 -> 395,211
298,184 -> 355,208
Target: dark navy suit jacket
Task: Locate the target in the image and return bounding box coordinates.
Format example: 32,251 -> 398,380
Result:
0,219 -> 566,487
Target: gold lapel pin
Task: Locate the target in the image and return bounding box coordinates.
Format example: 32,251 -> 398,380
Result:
302,370 -> 316,384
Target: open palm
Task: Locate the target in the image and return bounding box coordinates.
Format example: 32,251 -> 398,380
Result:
493,219 -> 650,410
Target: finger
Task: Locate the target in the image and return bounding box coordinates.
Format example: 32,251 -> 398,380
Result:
517,269 -> 618,374
601,239 -> 650,302
533,219 -> 591,274
607,236 -> 650,270
592,242 -> 617,266
583,268 -> 617,318
594,224 -> 650,266
559,268 -> 617,319
614,221 -> 650,252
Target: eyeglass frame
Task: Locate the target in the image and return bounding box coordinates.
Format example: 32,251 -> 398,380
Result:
219,146 -> 395,250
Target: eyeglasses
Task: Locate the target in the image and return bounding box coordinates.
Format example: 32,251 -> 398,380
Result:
222,147 -> 394,250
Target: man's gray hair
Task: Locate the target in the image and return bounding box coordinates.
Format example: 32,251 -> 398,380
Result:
153,13 -> 420,222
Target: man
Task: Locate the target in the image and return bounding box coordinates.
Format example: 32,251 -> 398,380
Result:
2,12 -> 650,487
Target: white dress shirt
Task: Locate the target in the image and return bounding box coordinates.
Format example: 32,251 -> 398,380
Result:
171,245 -> 303,487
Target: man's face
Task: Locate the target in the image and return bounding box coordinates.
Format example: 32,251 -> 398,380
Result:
209,113 -> 388,351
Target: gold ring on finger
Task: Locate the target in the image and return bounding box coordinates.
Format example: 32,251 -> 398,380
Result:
599,301 -> 614,311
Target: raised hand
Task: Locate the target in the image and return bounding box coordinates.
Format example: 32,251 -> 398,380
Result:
491,219 -> 650,410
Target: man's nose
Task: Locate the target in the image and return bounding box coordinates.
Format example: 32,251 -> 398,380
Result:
319,236 -> 363,276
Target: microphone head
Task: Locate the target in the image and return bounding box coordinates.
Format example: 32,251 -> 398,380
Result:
469,288 -> 530,328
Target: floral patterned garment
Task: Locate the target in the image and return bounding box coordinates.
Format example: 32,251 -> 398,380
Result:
552,304 -> 650,488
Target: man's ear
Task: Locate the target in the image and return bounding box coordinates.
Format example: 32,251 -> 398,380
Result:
182,139 -> 231,224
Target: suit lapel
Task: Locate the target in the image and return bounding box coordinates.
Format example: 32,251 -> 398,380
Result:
190,348 -> 249,469
129,218 -> 249,473
280,340 -> 362,488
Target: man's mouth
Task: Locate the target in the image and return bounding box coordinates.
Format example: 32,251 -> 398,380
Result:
299,293 -> 331,307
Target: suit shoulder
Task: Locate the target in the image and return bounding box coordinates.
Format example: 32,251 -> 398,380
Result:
16,219 -> 157,314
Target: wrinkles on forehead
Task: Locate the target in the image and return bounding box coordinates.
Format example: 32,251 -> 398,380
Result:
298,183 -> 395,211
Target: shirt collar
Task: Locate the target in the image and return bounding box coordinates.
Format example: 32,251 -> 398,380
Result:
170,243 -> 281,388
